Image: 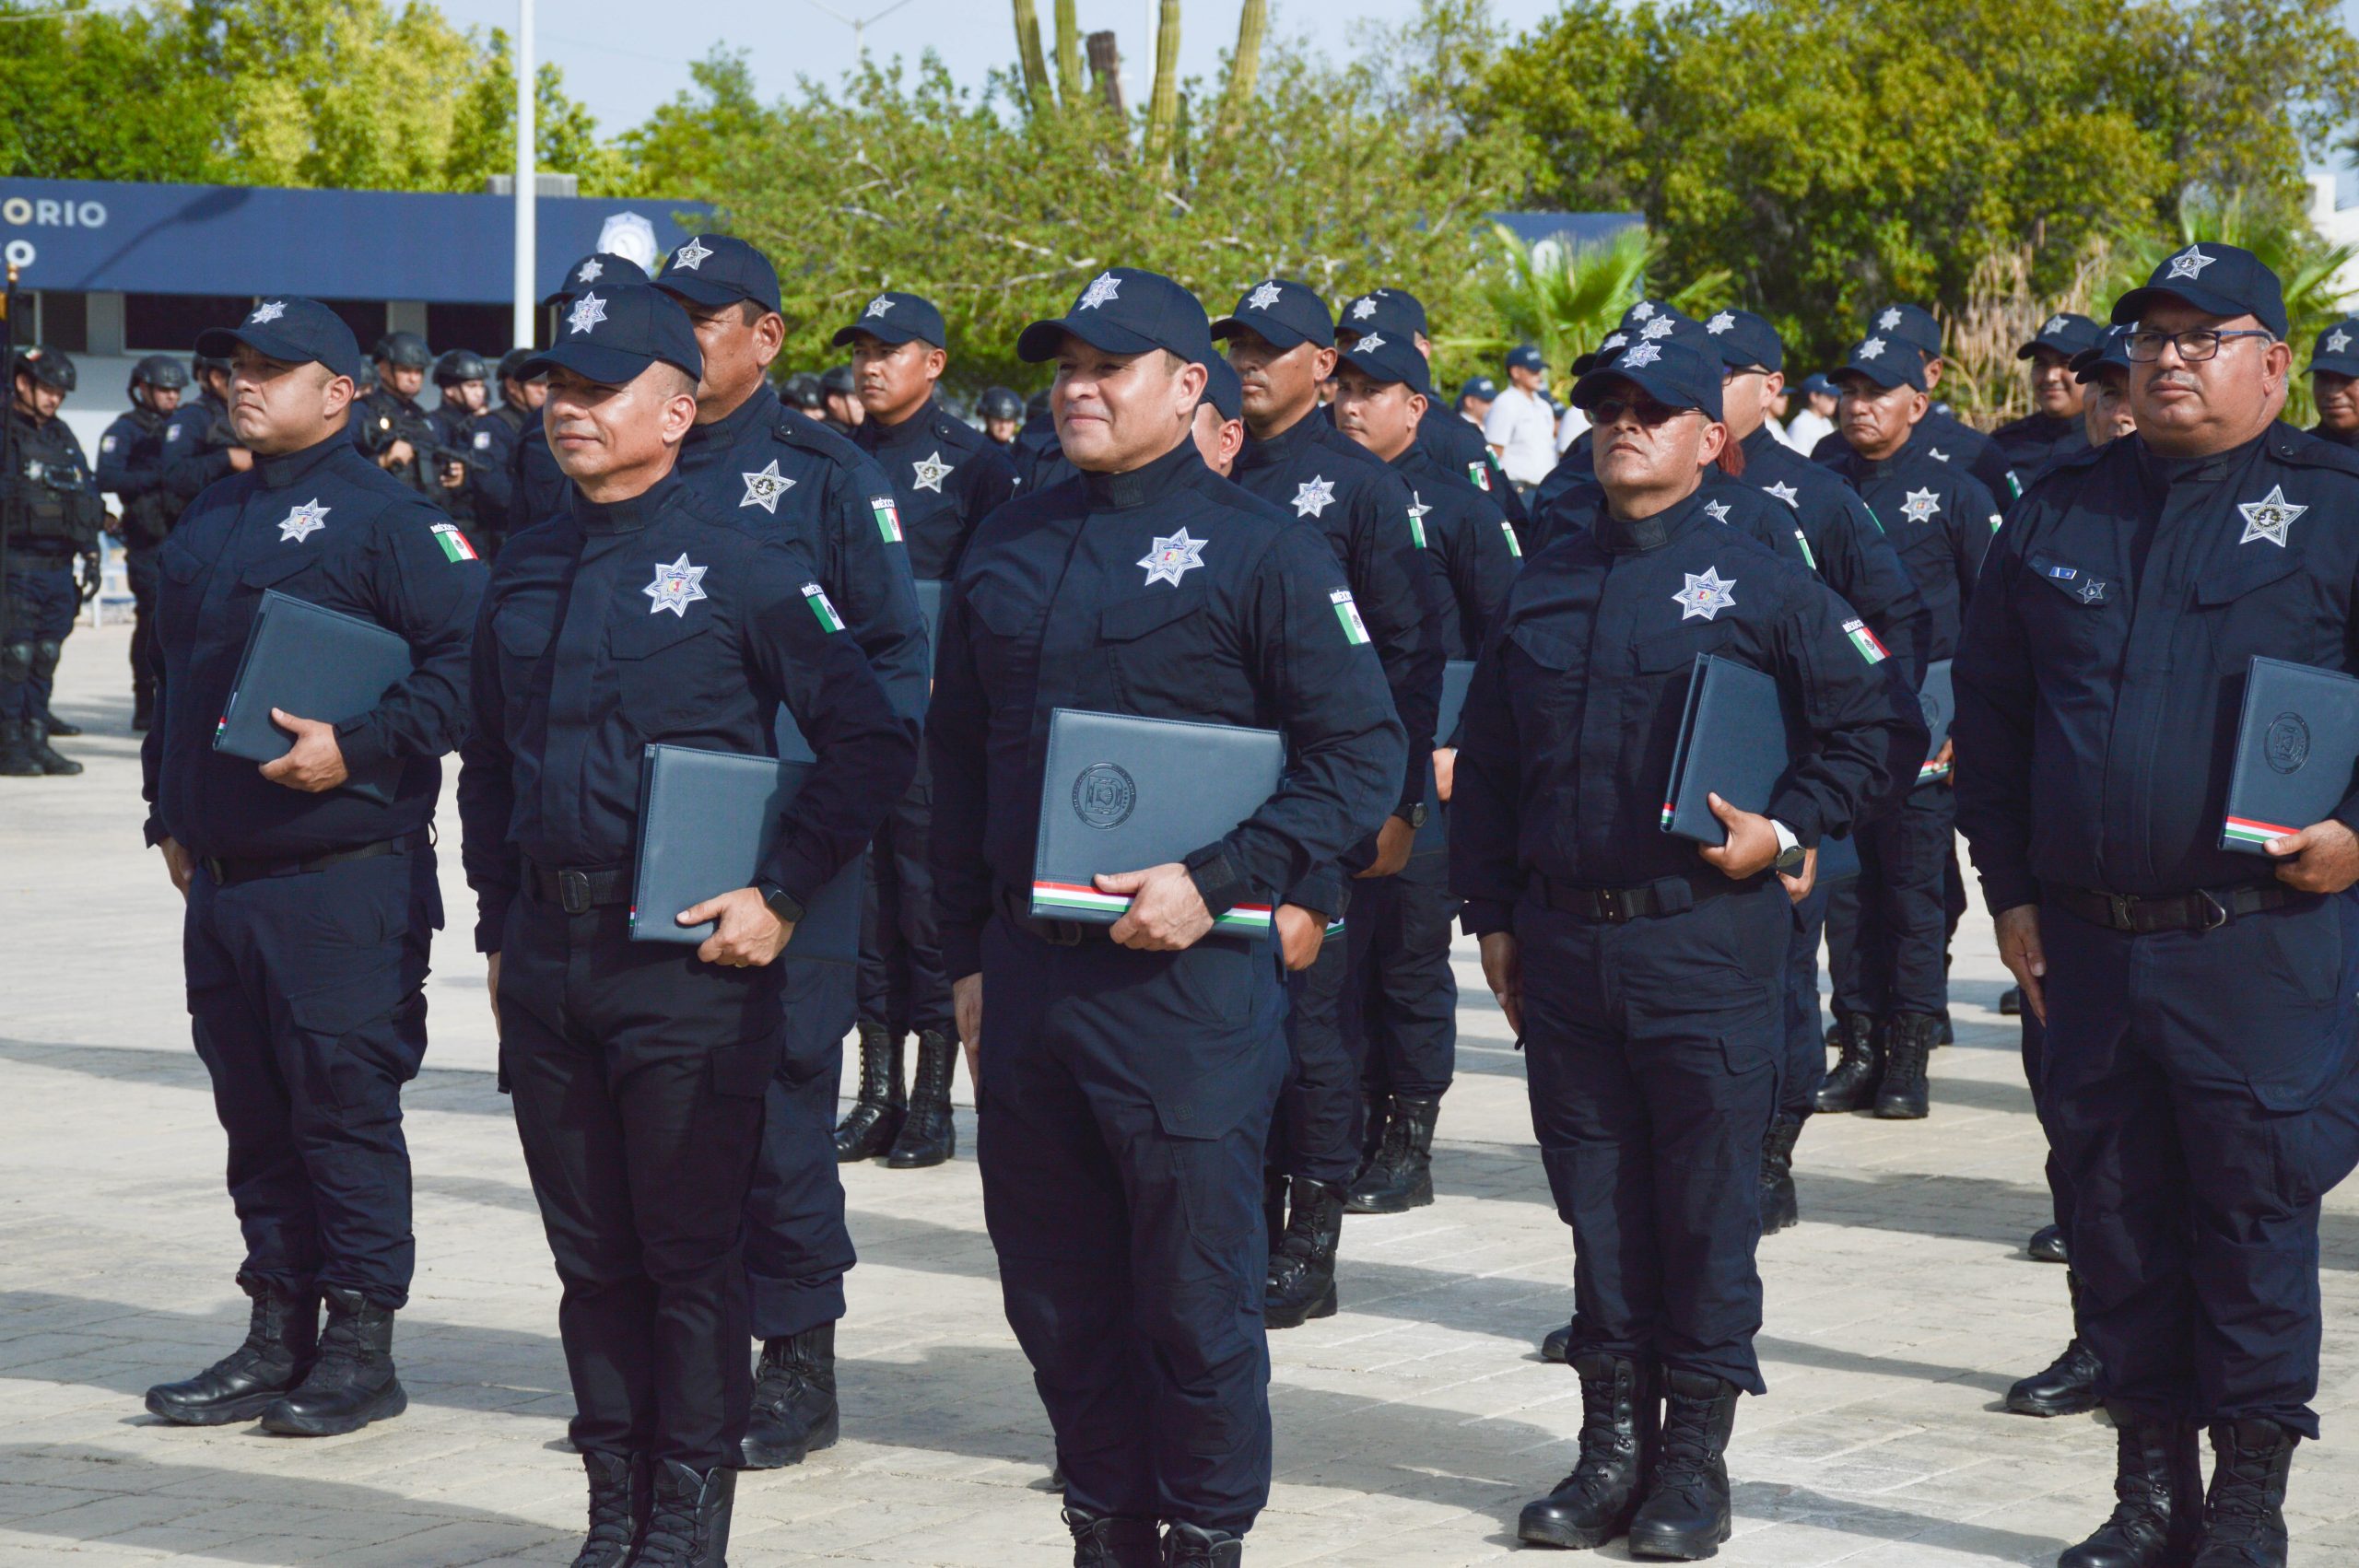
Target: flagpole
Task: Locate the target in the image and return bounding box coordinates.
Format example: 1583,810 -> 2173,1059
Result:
511,0 -> 536,351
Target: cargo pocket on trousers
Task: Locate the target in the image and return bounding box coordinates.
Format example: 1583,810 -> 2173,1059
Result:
710,1036 -> 783,1099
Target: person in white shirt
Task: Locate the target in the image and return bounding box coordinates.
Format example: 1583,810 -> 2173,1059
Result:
1457,375 -> 1496,429
1484,345 -> 1558,490
1782,372 -> 1839,453
1554,401 -> 1590,453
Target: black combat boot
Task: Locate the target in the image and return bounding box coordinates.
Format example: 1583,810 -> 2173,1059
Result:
145,1276 -> 319,1425
886,1028 -> 957,1168
1161,1521 -> 1244,1566
2191,1419 -> 2296,1568
1758,1112 -> 1803,1235
1518,1354 -> 1660,1549
2060,1409 -> 2202,1568
629,1460 -> 734,1567
1813,1012 -> 1882,1113
1263,1176 -> 1344,1328
1065,1507 -> 1160,1567
2029,1223 -> 2070,1263
1874,1012 -> 1936,1119
41,709 -> 80,737
23,717 -> 81,776
1346,1094 -> 1438,1214
259,1287 -> 406,1435
1353,1088 -> 1387,1185
832,1023 -> 904,1162
1625,1370 -> 1738,1560
740,1322 -> 839,1469
2007,1272 -> 2101,1418
1541,1318 -> 1573,1363
569,1450 -> 651,1568
0,720 -> 38,776
2000,985 -> 2024,1015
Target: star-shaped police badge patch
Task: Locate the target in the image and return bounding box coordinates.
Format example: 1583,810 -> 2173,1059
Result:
1878,308 -> 1903,331
1631,301 -> 1656,322
1077,272 -> 1121,310
1351,297 -> 1379,322
671,236 -> 714,272
1357,332 -> 1387,353
1859,336 -> 1886,360
250,300 -> 288,325
1248,280 -> 1285,312
2165,244 -> 2214,282
2330,328 -> 2353,356
1622,341 -> 1663,369
1900,487 -> 1942,524
2237,486 -> 2306,548
277,498 -> 329,543
1602,332 -> 1628,351
1640,317 -> 1675,341
1703,499 -> 1731,522
864,295 -> 894,319
741,460 -> 795,513
1294,475 -> 1338,518
1674,567 -> 1737,622
2044,314 -> 2068,334
576,257 -> 604,284
568,292 -> 607,336
644,554 -> 710,616
1706,311 -> 1736,334
1763,481 -> 1800,509
911,451 -> 955,493
1137,529 -> 1207,587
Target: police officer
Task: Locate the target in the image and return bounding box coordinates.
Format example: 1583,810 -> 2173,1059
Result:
839,287 -> 1022,1168
1955,244 -> 2359,1568
471,346 -> 539,537
818,364 -> 863,436
1809,304 -> 2023,506
353,333 -> 443,498
1813,337 -> 2000,1123
428,348 -> 502,549
652,231 -> 929,1472
457,284 -> 914,1567
979,384 -> 1024,451
158,348 -> 253,517
2304,315 -> 2359,449
1993,312 -> 2102,479
1217,276 -> 1444,1328
929,265 -> 1404,1568
781,369 -> 826,421
1454,338 -> 1919,1558
1336,287 -> 1529,535
2,346 -> 102,777
99,355 -> 192,731
1328,331 -> 1520,1214
1702,307 -> 1934,1233
137,298 -> 485,1437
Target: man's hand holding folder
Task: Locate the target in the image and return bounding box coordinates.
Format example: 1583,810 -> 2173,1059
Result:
256,708 -> 349,793
675,889 -> 795,969
2263,820 -> 2359,895
1096,863 -> 1215,952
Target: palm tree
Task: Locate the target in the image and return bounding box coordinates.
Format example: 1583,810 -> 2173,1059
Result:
1459,222 -> 1731,375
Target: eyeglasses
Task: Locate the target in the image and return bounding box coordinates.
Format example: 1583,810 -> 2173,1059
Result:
1588,395 -> 1694,428
2122,329 -> 2276,363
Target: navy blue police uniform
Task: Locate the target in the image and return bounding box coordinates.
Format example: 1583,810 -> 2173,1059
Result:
1810,304 -> 2023,507
1817,339 -> 2000,1119
137,299 -> 486,1435
928,269 -> 1404,1557
455,286 -> 915,1530
1454,339 -> 1922,1557
841,289 -> 1023,1166
655,232 -> 932,1463
1992,312 -> 2102,481
2304,315 -> 2359,450
1216,277 -> 1446,1326
1954,246 -> 2359,1564
96,357 -> 191,731
4,350 -> 102,775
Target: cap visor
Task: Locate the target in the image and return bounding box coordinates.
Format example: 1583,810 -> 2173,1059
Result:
2112,283 -> 2255,329
1570,366 -> 1709,417
194,324 -> 346,378
1209,313 -> 1312,351
832,321 -> 938,350
1015,316 -> 1162,364
1336,349 -> 1429,398
2307,356 -> 2359,379
517,340 -> 666,386
659,275 -> 760,310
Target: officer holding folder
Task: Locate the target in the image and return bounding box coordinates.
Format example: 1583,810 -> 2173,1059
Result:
137,298 -> 486,1438
928,267 -> 1404,1566
455,284 -> 915,1568
1955,244 -> 2359,1568
1452,339 -> 1920,1559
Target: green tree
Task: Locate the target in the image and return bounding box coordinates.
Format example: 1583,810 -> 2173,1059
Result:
1466,223 -> 1729,373
0,0 -> 231,183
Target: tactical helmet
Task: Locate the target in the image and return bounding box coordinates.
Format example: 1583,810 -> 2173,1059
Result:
372,332 -> 434,370
978,385 -> 1023,422
13,345 -> 75,392
131,354 -> 191,394
433,347 -> 491,387
1026,389 -> 1051,419
781,371 -> 824,410
819,363 -> 857,396
354,359 -> 380,396
495,347 -> 534,388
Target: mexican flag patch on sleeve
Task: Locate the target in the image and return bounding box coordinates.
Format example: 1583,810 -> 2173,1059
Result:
803,582 -> 847,632
1331,588 -> 1372,647
1842,617 -> 1888,664
429,522 -> 478,562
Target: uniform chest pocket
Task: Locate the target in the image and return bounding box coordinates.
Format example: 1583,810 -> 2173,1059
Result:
156,541 -> 213,644
1100,593 -> 1208,708
1632,623 -> 1731,675
490,604 -> 554,722
2189,553 -> 2303,611
962,583 -> 1046,693
237,551 -> 320,593
608,611 -> 725,720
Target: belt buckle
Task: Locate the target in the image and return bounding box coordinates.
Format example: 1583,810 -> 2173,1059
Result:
2108,893 -> 2138,930
1595,887 -> 1626,922
558,869 -> 593,916
2196,890 -> 2230,932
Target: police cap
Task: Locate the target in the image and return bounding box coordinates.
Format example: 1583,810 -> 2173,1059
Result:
1505,344 -> 1547,375
2019,311 -> 2102,361
834,290 -> 945,350
1700,308 -> 1784,373
1457,375 -> 1497,406
1339,288 -> 1427,341
2307,316 -> 2359,379
1833,333 -> 1928,393
1019,268 -> 1215,364
1211,277 -> 1333,352
1336,331 -> 1434,399
781,371 -> 825,410
1865,303 -> 1943,357
13,345 -> 74,392
543,251 -> 651,310
978,385 -> 1024,421
2113,242 -> 2288,340
1571,339 -> 1722,423
434,348 -> 491,387
195,298 -> 363,382
657,234 -> 784,316
2072,323 -> 2135,385
373,332 -> 434,371
1199,356 -> 1244,422
520,284 -> 702,387
130,354 -> 190,393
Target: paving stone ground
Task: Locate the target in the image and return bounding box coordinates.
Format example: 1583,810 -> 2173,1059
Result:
6,623 -> 2359,1566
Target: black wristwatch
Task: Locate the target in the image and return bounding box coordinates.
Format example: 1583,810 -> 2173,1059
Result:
1402,802 -> 1428,829
755,882 -> 806,925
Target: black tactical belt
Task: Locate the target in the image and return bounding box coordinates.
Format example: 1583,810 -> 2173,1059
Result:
202,835 -> 413,887
998,883 -> 1108,947
1534,871 -> 1736,924
2053,883 -> 2298,934
528,860 -> 632,915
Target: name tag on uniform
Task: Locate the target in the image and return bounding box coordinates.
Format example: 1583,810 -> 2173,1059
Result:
2032,554 -> 2109,604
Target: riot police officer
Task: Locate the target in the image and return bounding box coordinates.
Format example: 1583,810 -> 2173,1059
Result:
653,231 -> 929,1472
978,384 -> 1024,451
138,298 -> 486,1437
1956,244 -> 2359,1568
929,265 -> 1404,1568
428,348 -> 503,549
458,283 -> 913,1568
2304,315 -> 2359,449
1328,331 -> 1520,1214
1993,312 -> 2101,479
2,346 -> 103,777
353,332 -> 444,501
1217,276 -> 1444,1328
99,354 -> 192,731
1454,338 -> 1919,1558
839,288 -> 1021,1168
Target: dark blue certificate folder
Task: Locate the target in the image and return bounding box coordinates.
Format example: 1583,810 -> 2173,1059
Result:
213,589 -> 411,803
1661,655 -> 1792,848
1030,708 -> 1285,936
2220,656 -> 2359,854
1413,660 -> 1479,857
630,743 -> 865,959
